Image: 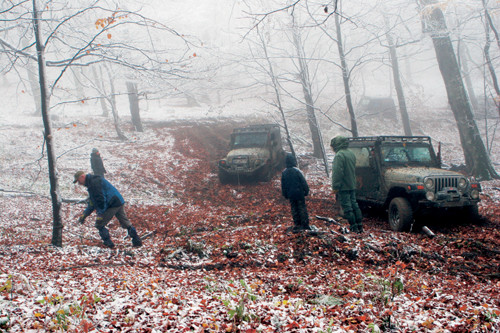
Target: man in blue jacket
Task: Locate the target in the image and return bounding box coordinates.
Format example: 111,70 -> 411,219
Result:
281,153 -> 311,233
74,171 -> 142,248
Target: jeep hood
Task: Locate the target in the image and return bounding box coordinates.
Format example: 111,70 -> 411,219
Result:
227,148 -> 270,159
385,167 -> 464,183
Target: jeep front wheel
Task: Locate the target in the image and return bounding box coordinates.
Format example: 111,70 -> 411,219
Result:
218,171 -> 230,184
388,197 -> 413,231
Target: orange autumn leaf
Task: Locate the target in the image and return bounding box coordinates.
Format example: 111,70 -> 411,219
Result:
459,305 -> 467,311
107,33 -> 112,39
193,53 -> 197,57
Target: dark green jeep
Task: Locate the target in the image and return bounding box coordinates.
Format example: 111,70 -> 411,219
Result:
347,136 -> 481,231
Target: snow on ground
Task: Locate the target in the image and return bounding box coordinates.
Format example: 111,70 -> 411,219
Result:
0,100 -> 499,332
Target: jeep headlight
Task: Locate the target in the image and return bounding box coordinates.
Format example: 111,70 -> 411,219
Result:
458,177 -> 467,189
425,191 -> 435,201
424,177 -> 434,190
471,189 -> 480,199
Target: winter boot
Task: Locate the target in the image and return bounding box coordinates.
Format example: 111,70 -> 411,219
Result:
128,226 -> 142,247
345,211 -> 358,233
292,224 -> 302,233
98,227 -> 115,248
354,208 -> 363,233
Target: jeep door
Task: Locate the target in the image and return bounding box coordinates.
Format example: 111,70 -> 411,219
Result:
349,146 -> 380,200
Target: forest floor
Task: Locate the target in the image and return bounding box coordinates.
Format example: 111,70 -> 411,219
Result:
0,115 -> 499,332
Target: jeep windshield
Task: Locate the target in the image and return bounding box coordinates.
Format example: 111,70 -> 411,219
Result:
232,132 -> 268,148
381,144 -> 435,166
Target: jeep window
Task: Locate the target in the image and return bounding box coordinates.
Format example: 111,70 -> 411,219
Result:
381,145 -> 433,165
349,147 -> 371,167
232,133 -> 268,148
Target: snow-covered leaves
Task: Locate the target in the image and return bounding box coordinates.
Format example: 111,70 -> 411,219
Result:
0,115 -> 499,332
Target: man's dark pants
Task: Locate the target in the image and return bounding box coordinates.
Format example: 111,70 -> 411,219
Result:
290,199 -> 310,230
337,190 -> 363,232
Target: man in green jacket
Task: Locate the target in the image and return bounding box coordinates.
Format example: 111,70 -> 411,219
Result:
330,136 -> 363,233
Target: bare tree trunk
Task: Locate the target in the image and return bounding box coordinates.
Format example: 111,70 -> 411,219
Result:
420,0 -> 499,180
292,23 -> 327,164
91,65 -> 109,116
126,81 -> 143,132
32,0 -> 63,247
482,14 -> 500,118
458,44 -> 479,112
257,28 -> 296,158
104,64 -> 127,140
384,15 -> 412,136
72,67 -> 84,101
335,14 -> 358,137
26,65 -> 41,115
185,94 -> 200,107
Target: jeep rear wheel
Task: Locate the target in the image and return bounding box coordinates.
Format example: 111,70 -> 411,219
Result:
388,197 -> 413,231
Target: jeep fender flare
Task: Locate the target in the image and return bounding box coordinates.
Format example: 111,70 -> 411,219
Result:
384,186 -> 414,210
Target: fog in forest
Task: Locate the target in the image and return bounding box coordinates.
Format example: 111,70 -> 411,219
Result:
1,0 -> 499,172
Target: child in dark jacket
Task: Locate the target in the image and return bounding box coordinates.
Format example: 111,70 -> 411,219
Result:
90,148 -> 107,178
281,153 -> 311,233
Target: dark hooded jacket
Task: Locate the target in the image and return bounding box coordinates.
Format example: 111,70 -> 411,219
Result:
90,151 -> 106,177
331,136 -> 357,191
83,174 -> 124,217
281,153 -> 309,201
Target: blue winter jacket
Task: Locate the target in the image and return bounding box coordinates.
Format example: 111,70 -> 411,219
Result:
83,174 -> 124,217
281,153 -> 309,201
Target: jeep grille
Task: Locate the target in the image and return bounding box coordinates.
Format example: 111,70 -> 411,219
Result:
431,176 -> 459,192
231,156 -> 249,168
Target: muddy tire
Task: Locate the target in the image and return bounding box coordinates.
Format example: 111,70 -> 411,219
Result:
261,168 -> 272,182
218,171 -> 230,184
463,204 -> 480,223
388,197 -> 413,231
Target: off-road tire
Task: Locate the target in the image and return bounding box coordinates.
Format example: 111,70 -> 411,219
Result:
388,197 -> 413,231
463,204 -> 480,223
218,171 -> 230,184
261,168 -> 272,182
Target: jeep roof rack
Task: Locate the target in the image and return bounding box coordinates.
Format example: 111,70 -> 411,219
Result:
347,136 -> 432,144
233,124 -> 280,133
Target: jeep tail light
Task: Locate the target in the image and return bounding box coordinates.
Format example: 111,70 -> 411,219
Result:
417,185 -> 424,190
219,160 -> 226,166
471,183 -> 478,189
